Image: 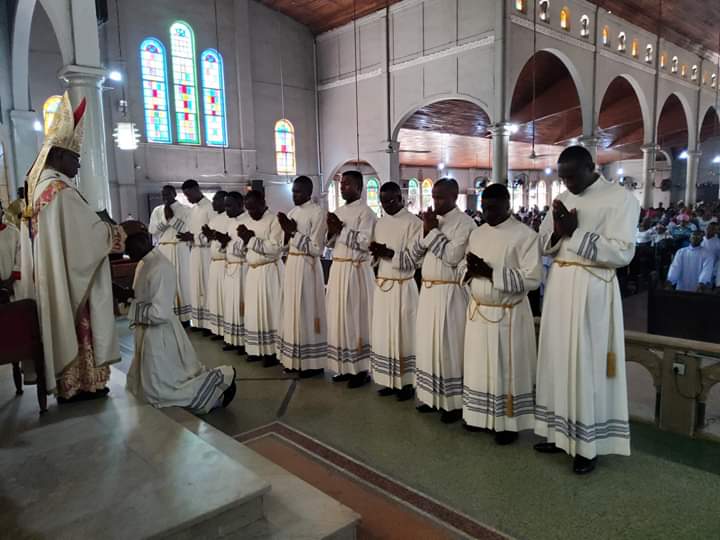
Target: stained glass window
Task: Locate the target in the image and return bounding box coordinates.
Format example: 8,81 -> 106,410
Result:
43,95 -> 63,136
367,177 -> 381,218
200,49 -> 227,147
139,39 -> 171,143
407,178 -> 420,214
275,119 -> 296,175
421,179 -> 433,210
170,22 -> 200,145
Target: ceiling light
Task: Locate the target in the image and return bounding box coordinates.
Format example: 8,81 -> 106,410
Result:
509,124 -> 519,134
712,155 -> 720,164
678,150 -> 688,160
438,162 -> 445,171
617,167 -> 624,176
544,167 -> 552,175
109,70 -> 123,82
113,121 -> 140,150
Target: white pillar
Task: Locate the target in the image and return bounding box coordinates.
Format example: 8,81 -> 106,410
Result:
387,140 -> 400,182
577,135 -> 600,163
490,123 -> 511,185
59,65 -> 112,214
640,144 -> 658,209
9,110 -> 42,194
684,150 -> 701,206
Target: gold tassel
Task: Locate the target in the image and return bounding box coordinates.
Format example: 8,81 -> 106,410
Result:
607,352 -> 616,378
506,394 -> 514,417
314,318 -> 321,334
239,302 -> 245,316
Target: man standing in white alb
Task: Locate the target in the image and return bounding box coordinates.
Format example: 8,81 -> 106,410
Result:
368,181 -> 422,401
0,201 -> 20,302
203,190 -> 229,340
326,170 -> 377,389
179,180 -> 213,333
402,178 -> 475,423
461,184 -> 541,445
534,145 -> 640,475
277,176 -> 327,378
148,185 -> 192,325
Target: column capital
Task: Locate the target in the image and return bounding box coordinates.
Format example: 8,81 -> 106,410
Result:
58,64 -> 106,86
640,143 -> 660,153
488,122 -> 513,137
686,150 -> 702,158
576,135 -> 600,147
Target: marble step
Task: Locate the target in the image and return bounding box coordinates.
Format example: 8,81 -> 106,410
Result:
163,408 -> 360,540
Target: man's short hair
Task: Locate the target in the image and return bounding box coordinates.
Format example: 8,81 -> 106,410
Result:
435,177 -> 459,196
226,191 -> 244,203
294,175 -> 314,193
380,181 -> 401,195
558,145 -> 594,168
342,170 -> 364,189
245,189 -> 265,203
482,183 -> 510,200
182,179 -> 199,190
214,190 -> 228,199
162,185 -> 176,194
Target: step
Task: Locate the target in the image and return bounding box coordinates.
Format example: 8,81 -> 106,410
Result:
162,407 -> 360,540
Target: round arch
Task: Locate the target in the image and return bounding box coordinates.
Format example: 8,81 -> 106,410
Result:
656,91 -> 696,149
596,74 -> 651,145
325,159 -> 381,192
698,105 -> 720,143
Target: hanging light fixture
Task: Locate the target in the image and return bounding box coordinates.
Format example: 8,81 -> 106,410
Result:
113,122 -> 141,150
110,0 -> 139,151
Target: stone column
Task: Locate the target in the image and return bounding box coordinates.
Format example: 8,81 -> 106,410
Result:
577,135 -> 600,163
9,110 -> 42,194
490,123 -> 511,185
640,144 -> 659,209
58,65 -> 113,214
684,150 -> 701,206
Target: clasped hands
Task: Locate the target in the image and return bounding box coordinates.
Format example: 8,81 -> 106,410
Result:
326,212 -> 344,238
369,242 -> 394,259
236,224 -> 255,244
551,200 -> 578,245
464,252 -> 493,283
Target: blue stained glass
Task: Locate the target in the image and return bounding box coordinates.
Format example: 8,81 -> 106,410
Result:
140,38 -> 171,143
200,49 -> 227,147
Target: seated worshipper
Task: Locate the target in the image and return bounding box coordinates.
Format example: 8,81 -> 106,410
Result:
121,232 -> 236,413
203,191 -> 229,339
666,230 -> 714,292
277,176 -> 328,378
326,171 -> 377,388
0,201 -> 20,302
669,215 -> 694,248
148,185 -> 192,325
636,218 -> 654,245
238,190 -> 284,367
461,184 -> 541,445
368,182 -> 422,401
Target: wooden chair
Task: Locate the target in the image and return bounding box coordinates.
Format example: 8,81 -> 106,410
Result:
0,299 -> 48,413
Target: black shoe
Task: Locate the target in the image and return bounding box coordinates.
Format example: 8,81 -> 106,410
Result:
533,442 -> 564,454
332,373 -> 352,383
211,335 -> 224,341
247,355 -> 262,363
299,368 -> 324,379
284,368 -> 299,374
573,455 -> 597,475
181,321 -> 191,328
377,387 -> 397,397
57,387 -> 110,404
263,355 -> 280,368
494,431 -> 519,446
462,421 -> 491,433
416,404 -> 435,413
222,344 -> 237,352
396,385 -> 415,402
190,326 -> 203,332
440,409 -> 462,424
347,372 -> 370,389
222,369 -> 237,408
237,346 -> 247,356
202,329 -> 212,337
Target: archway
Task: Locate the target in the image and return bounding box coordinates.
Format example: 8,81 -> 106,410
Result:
326,160 -> 380,213
657,94 -> 689,202
597,76 -> 646,165
697,107 -> 720,202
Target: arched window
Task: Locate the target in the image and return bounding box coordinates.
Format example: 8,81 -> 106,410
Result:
551,180 -> 564,201
515,0 -> 526,13
539,1 -> 549,22
367,177 -> 381,217
537,180 -> 548,209
200,49 -> 227,147
474,178 -> 485,211
42,95 -> 63,136
274,119 -> 296,175
712,74 -> 718,88
602,26 -> 610,46
645,44 -> 653,64
327,180 -> 338,213
580,15 -> 590,37
528,183 -> 538,210
691,65 -> 698,81
170,21 -> 200,145
139,39 -> 171,143
702,72 -> 708,85
671,56 -> 679,73
421,178 -> 433,209
631,39 -> 639,58
407,178 -> 420,214
511,185 -> 523,213
560,7 -> 570,30
660,53 -> 666,69
680,65 -> 687,79
617,32 -> 626,52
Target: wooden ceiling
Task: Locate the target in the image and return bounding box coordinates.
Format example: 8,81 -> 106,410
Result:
402,100 -> 490,138
589,0 -> 720,54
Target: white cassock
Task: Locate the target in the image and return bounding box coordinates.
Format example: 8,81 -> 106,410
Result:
31,168 -> 121,396
148,201 -> 192,322
370,209 -> 422,389
223,213 -> 247,347
205,212 -> 230,335
188,198 -> 214,328
326,199 -> 377,375
667,245 -> 714,292
408,207 -> 475,411
279,201 -> 328,370
461,217 -> 541,431
0,223 -> 20,299
127,249 -> 235,414
536,175 -> 640,458
244,210 -> 284,356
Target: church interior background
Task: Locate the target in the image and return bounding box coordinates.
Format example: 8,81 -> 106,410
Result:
1,1 -> 720,538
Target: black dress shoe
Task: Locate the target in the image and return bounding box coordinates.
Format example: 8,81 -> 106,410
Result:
211,335 -> 224,341
573,456 -> 597,475
534,442 -> 564,454
222,369 -> 237,407
202,329 -> 212,337
222,344 -> 237,351
299,368 -> 324,379
237,346 -> 247,356
247,355 -> 262,363
263,355 -> 280,368
284,368 -> 299,374
377,387 -> 397,397
181,321 -> 191,328
347,372 -> 370,389
440,409 -> 462,424
462,421 -> 491,433
57,387 -> 110,404
332,373 -> 352,382
416,404 -> 435,413
494,431 -> 519,446
190,326 -> 202,332
396,385 -> 415,402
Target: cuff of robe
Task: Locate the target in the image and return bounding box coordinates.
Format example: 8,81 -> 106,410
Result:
493,266 -> 524,294
566,228 -> 599,262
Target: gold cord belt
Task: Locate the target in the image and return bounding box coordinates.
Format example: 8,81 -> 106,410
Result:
249,259 -> 279,269
158,241 -> 177,245
422,279 -> 459,288
288,251 -> 317,266
226,260 -> 245,265
211,257 -> 225,261
553,259 -> 615,283
376,276 -> 413,292
333,256 -> 364,267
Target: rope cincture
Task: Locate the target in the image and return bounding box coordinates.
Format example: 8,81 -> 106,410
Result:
375,276 -> 412,293
422,279 -> 460,288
